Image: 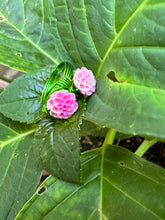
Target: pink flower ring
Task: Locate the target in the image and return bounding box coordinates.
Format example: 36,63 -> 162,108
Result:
73,67 -> 96,96
46,90 -> 78,119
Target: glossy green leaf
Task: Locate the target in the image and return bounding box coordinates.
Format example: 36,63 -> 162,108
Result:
85,76 -> 165,140
33,100 -> 85,183
0,66 -> 55,123
1,0 -> 165,137
0,113 -> 42,220
0,1 -> 61,71
80,119 -> 108,137
16,145 -> 165,219
84,0 -> 165,139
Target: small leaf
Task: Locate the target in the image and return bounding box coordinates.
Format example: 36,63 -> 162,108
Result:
0,113 -> 42,220
33,99 -> 85,183
0,66 -> 55,123
15,145 -> 165,219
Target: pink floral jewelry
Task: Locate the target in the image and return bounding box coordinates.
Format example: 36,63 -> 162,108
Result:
41,62 -> 96,119
47,90 -> 78,119
73,67 -> 96,96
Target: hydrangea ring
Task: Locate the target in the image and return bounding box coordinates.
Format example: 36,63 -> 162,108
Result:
41,62 -> 96,119
47,90 -> 78,119
73,67 -> 96,96
41,62 -> 74,113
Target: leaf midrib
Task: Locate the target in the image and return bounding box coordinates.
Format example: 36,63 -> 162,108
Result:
0,12 -> 58,65
0,96 -> 40,106
96,0 -> 147,76
0,128 -> 36,148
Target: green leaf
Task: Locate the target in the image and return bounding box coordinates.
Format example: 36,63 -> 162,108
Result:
80,119 -> 131,140
1,0 -> 165,138
0,113 -> 42,220
84,0 -> 165,139
33,100 -> 85,183
85,76 -> 165,140
80,119 -> 108,137
0,66 -> 54,123
0,1 -> 65,72
15,145 -> 165,220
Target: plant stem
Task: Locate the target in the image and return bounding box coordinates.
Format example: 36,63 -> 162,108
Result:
135,138 -> 157,157
99,128 -> 116,215
102,128 -> 117,149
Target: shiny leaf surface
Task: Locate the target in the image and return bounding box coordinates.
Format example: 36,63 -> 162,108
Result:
0,114 -> 42,220
0,66 -> 54,123
33,100 -> 85,183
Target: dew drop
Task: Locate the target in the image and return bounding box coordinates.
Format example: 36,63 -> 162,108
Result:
133,28 -> 136,32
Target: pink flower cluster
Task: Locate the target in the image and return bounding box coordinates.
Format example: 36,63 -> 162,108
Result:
46,66 -> 96,119
47,90 -> 78,119
73,67 -> 96,96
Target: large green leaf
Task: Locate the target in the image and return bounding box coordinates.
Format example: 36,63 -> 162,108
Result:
33,100 -> 85,183
85,76 -> 165,140
15,145 -> 165,219
0,113 -> 42,220
85,0 -> 165,139
1,0 -> 165,138
0,66 -> 54,123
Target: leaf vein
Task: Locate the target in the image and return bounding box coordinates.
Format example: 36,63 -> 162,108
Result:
96,0 -> 148,76
64,0 -> 85,65
42,174 -> 100,218
0,13 -> 58,65
0,128 -> 36,149
103,176 -> 162,220
82,0 -> 101,59
5,142 -> 32,219
104,157 -> 165,187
